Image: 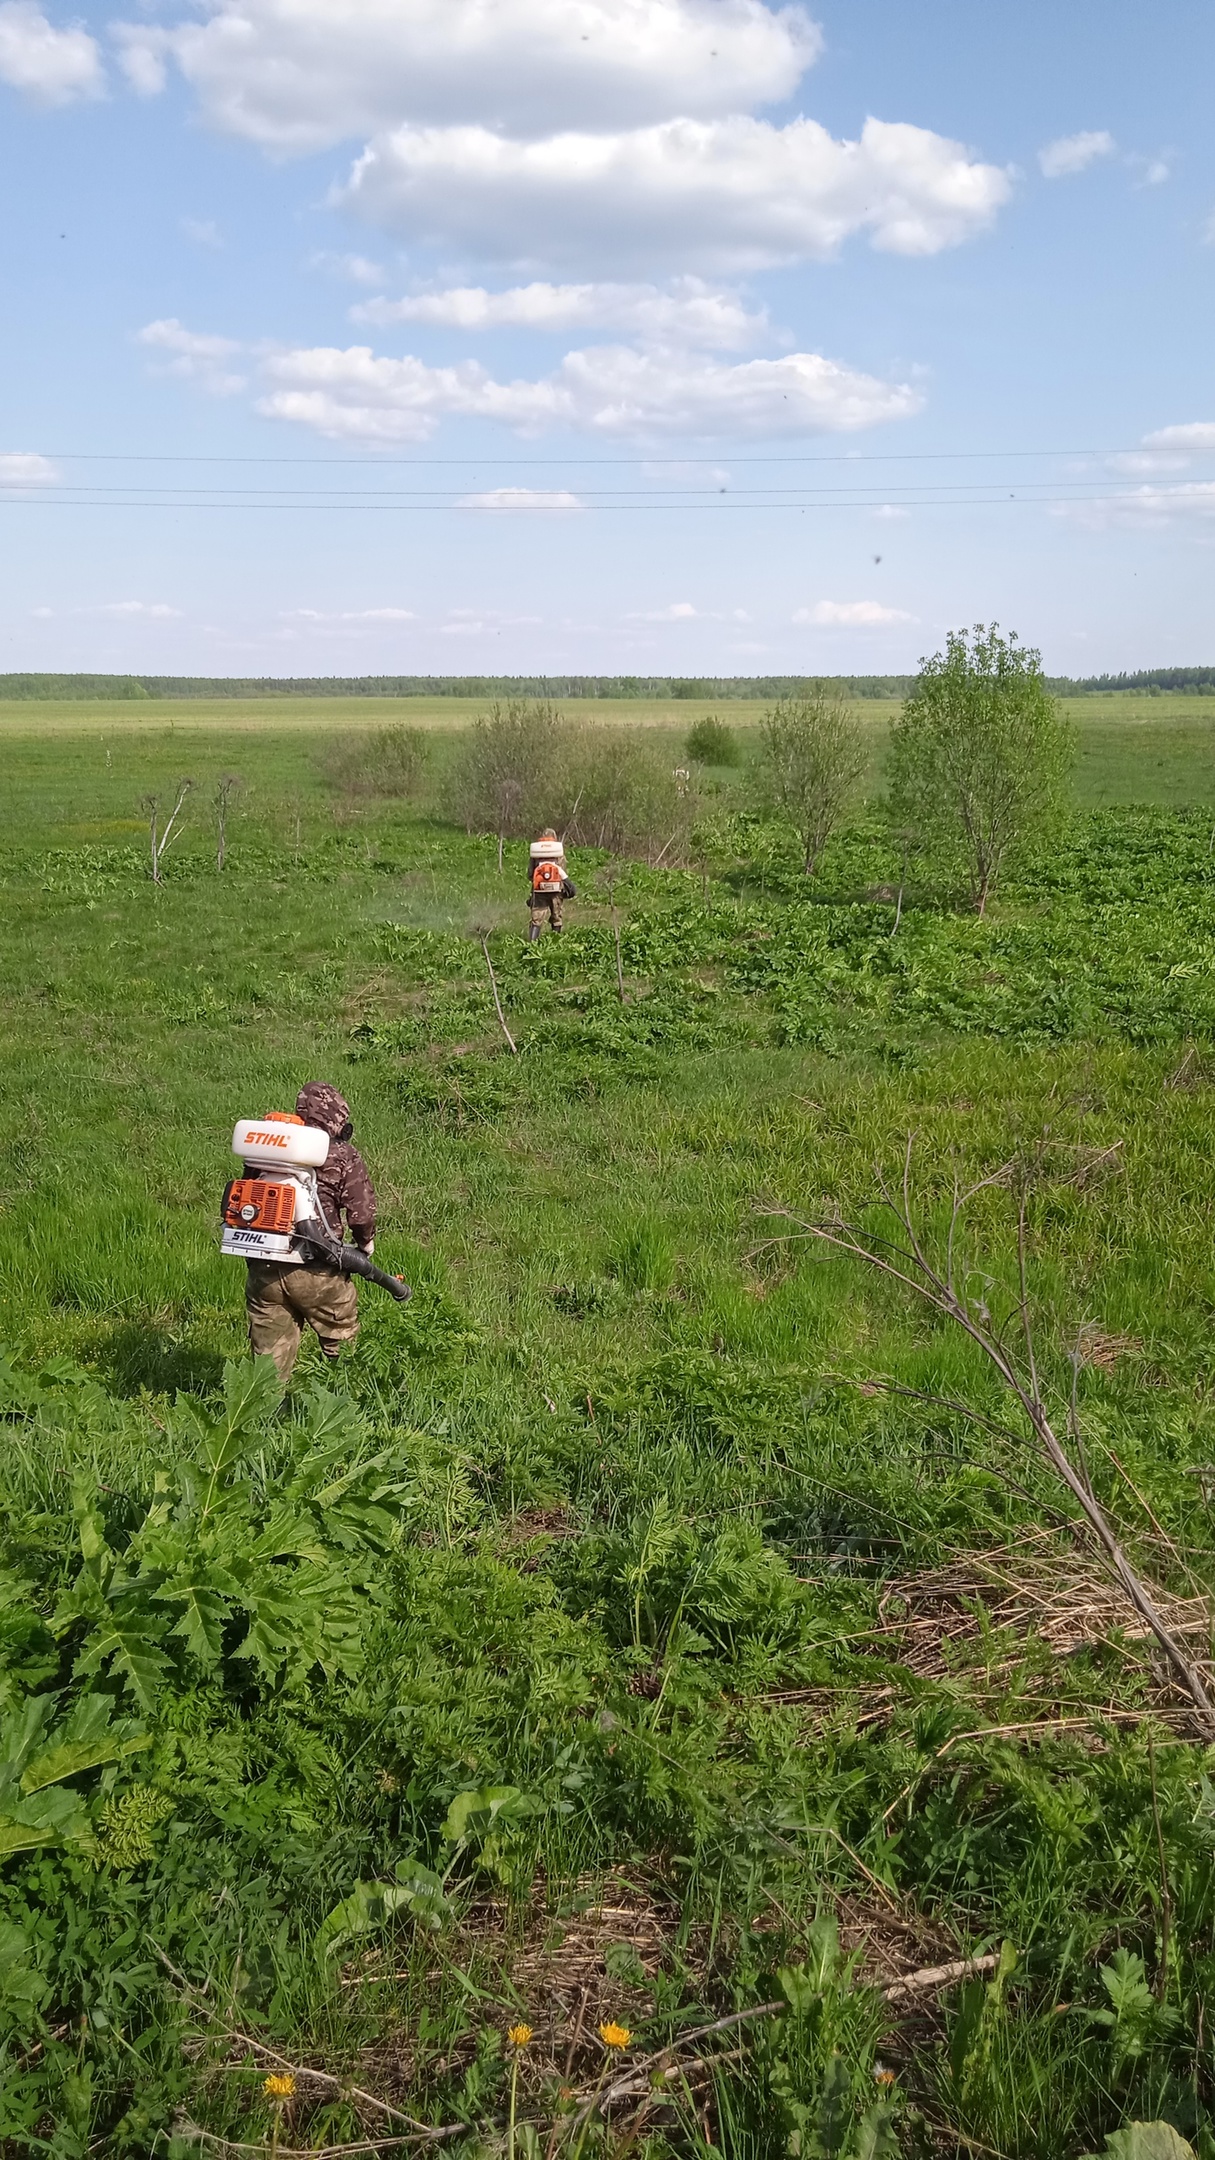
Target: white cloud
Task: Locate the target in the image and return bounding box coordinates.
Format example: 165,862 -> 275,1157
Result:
1129,153 -> 1170,188
255,337 -> 921,443
1142,421 -> 1215,453
283,605 -> 417,620
137,317 -> 246,395
311,249 -> 386,284
111,0 -> 821,150
94,601 -> 183,618
1038,130 -> 1116,179
182,217 -> 222,248
1105,450 -> 1189,475
0,452 -> 58,485
0,1 -> 103,105
341,115 -> 1011,275
627,599 -> 750,619
1054,482 -> 1215,530
354,278 -> 768,349
872,502 -> 910,520
457,488 -> 584,510
439,610 -> 543,635
795,599 -> 914,626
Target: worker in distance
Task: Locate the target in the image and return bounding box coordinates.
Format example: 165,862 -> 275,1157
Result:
222,1080 -> 408,1384
528,827 -> 576,940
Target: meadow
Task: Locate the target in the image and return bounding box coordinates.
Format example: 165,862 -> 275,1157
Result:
2,697 -> 1215,2158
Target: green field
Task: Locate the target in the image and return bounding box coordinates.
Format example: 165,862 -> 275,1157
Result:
3,702 -> 1215,2158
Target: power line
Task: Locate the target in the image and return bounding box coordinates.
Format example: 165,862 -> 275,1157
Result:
14,444 -> 1194,468
0,489 -> 1195,512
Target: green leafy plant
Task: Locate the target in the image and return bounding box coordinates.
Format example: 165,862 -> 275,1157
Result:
686,716 -> 741,767
888,623 -> 1074,913
1088,1950 -> 1180,2079
53,1360 -> 410,1710
0,1692 -> 150,1859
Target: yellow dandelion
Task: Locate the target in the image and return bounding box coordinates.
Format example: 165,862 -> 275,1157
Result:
507,2024 -> 534,2048
263,2073 -> 296,2100
873,2066 -> 896,2089
599,2022 -> 631,2050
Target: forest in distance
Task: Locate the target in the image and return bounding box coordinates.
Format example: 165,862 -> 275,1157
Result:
3,664 -> 1215,704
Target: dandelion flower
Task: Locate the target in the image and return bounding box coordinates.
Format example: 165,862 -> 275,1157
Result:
263,2072 -> 296,2099
599,2022 -> 631,2050
508,2024 -> 534,2048
873,2065 -> 896,2089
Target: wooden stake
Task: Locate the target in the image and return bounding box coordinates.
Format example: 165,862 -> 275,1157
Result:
481,935 -> 518,1054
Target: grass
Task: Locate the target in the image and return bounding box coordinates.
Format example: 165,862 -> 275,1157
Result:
2,706 -> 1215,2157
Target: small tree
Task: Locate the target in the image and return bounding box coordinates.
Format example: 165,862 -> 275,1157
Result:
448,700 -> 564,871
759,689 -> 865,873
140,778 -> 193,886
321,728 -> 428,802
686,715 -> 740,767
214,772 -> 241,872
888,624 -> 1073,914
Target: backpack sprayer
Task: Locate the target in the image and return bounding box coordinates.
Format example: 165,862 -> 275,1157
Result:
529,833 -> 568,893
221,1116 -> 411,1301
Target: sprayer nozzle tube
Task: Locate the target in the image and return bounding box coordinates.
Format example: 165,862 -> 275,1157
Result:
297,1221 -> 412,1302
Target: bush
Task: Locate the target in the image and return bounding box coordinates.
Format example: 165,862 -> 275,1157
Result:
447,699 -> 565,851
760,689 -> 865,873
561,728 -> 698,861
321,726 -> 429,799
686,716 -> 740,767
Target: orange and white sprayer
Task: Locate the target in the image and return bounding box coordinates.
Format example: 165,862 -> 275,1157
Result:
221,1113 -> 328,1265
220,1112 -> 412,1300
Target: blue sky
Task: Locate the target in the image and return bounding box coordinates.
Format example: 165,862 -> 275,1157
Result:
1,0 -> 1212,678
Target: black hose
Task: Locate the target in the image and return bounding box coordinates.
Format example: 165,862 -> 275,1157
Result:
299,1226 -> 412,1302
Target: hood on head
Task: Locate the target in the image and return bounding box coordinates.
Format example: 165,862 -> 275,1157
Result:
295,1081 -> 351,1138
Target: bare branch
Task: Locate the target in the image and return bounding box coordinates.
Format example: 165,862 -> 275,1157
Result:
479,934 -> 518,1055
780,1147 -> 1215,1730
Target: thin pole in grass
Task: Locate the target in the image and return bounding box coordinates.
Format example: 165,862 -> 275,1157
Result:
758,1141 -> 1215,1734
605,862 -> 626,1004
477,930 -> 518,1054
890,835 -> 910,938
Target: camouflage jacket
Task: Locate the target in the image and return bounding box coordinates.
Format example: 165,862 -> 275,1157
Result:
295,1082 -> 377,1245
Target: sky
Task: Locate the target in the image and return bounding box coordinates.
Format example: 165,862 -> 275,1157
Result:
1,0 -> 1213,679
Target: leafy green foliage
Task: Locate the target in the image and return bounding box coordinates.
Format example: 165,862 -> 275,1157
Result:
51,1359 -> 409,1709
761,688 -> 866,873
686,715 -> 741,766
889,623 -> 1074,911
5,719 -> 1215,2153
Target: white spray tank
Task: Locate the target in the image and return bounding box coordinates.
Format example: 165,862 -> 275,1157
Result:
220,1116 -> 330,1264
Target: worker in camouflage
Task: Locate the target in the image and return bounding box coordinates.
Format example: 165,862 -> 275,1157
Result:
244,1081 -> 378,1383
528,828 -> 573,940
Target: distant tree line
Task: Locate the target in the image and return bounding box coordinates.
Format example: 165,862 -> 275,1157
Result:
0,671 -> 919,701
3,666 -> 1213,701
1056,667 -> 1215,695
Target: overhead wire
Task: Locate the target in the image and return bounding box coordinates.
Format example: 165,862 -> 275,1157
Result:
0,443 -> 1206,511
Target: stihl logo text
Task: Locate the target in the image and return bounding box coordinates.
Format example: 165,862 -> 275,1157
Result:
247,1131 -> 289,1146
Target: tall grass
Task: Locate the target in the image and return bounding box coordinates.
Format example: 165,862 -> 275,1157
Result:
1,724 -> 1215,2152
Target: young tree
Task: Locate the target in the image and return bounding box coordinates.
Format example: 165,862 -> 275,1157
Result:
888,624 -> 1073,914
140,778 -> 193,886
759,689 -> 865,873
214,772 -> 241,872
448,699 -> 563,871
686,715 -> 740,767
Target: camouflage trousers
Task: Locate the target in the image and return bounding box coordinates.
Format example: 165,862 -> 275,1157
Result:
245,1260 -> 359,1382
528,893 -> 563,938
